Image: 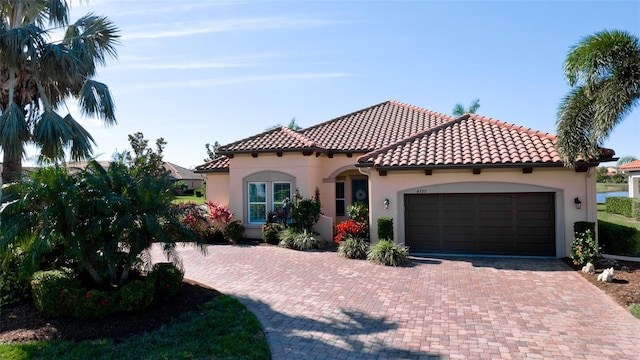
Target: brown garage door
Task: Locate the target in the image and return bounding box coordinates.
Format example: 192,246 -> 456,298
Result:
405,192 -> 555,256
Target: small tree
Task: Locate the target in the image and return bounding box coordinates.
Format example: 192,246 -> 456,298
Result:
291,188 -> 322,231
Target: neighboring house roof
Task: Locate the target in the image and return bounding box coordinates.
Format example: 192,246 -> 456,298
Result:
197,100 -> 613,172
195,156 -> 230,173
356,114 -> 560,170
163,162 -> 201,181
620,159 -> 640,171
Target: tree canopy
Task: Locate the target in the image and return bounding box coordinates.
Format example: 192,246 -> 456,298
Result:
556,30 -> 640,167
452,99 -> 480,116
0,0 -> 120,183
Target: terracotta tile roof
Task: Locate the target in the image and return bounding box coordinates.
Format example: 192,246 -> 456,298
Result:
299,100 -> 454,152
195,156 -> 230,173
620,159 -> 640,171
218,126 -> 317,154
357,114 -> 561,169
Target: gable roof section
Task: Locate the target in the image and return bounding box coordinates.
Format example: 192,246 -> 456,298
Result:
215,100 -> 455,156
218,126 -> 318,154
357,114 -> 561,170
299,100 -> 454,152
195,156 -> 230,173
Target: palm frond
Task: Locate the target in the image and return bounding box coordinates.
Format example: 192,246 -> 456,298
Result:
0,24 -> 46,67
63,113 -> 96,160
78,79 -> 117,124
0,102 -> 29,159
64,13 -> 120,67
33,109 -> 70,160
452,103 -> 465,116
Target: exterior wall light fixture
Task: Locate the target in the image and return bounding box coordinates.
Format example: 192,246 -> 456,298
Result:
574,197 -> 582,209
383,198 -> 390,209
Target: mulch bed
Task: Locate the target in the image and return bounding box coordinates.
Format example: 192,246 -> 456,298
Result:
0,279 -> 221,343
564,258 -> 640,308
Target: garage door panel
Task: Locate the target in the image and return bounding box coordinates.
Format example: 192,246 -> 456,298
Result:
405,192 -> 555,256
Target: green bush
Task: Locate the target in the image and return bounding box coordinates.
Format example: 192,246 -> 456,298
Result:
574,221 -> 596,236
337,237 -> 369,259
598,220 -> 640,255
292,198 -> 322,231
606,197 -> 635,218
224,220 -> 245,243
118,279 -> 155,312
348,202 -> 369,224
278,228 -> 298,249
377,217 -> 393,241
148,262 -> 184,301
293,229 -> 324,251
31,268 -> 81,317
70,288 -> 115,319
629,303 -> 640,319
367,239 -> 409,266
569,229 -> 601,266
262,223 -> 285,245
0,247 -> 31,306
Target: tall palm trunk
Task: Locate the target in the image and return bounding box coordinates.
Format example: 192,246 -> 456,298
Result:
2,151 -> 22,185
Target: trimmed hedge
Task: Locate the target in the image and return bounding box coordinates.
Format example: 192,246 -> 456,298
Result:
606,196 -> 640,221
0,247 -> 31,306
148,262 -> 184,301
30,268 -> 82,317
598,220 -> 640,256
377,217 -> 394,241
574,221 -> 596,236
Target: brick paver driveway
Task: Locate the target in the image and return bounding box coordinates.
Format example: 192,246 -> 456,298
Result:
152,244 -> 640,359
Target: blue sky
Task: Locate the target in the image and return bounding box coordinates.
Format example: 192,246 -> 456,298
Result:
50,0 -> 640,168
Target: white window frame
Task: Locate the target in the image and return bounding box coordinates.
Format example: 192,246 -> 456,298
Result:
335,181 -> 346,217
248,182 -> 267,224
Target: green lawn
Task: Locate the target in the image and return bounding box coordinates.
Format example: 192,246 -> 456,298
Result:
0,295 -> 270,360
596,183 -> 628,193
172,194 -> 206,205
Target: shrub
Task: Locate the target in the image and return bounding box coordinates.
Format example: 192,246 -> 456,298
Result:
278,228 -> 298,249
574,221 -> 596,236
148,262 -> 184,301
367,239 -> 409,266
0,247 -> 31,306
71,288 -> 115,319
118,279 -> 155,312
348,202 -> 368,224
629,303 -> 640,319
337,237 -> 369,259
334,219 -> 368,243
569,229 -> 601,266
262,223 -> 285,245
291,189 -> 322,231
377,217 -> 394,241
606,197 -> 634,218
598,220 -> 640,255
293,229 -> 324,251
30,268 -> 81,317
224,220 -> 245,243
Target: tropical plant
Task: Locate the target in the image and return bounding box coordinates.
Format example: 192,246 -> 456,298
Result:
347,201 -> 368,224
0,134 -> 204,288
452,99 -> 480,116
367,239 -> 409,266
556,30 -> 640,167
204,141 -> 221,162
617,155 -> 638,167
0,0 -> 120,184
293,229 -> 322,251
278,227 -> 298,249
337,236 -> 369,259
334,219 -> 368,243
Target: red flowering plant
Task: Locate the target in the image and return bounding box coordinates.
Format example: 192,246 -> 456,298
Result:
177,201 -> 209,238
206,201 -> 234,232
334,219 -> 368,244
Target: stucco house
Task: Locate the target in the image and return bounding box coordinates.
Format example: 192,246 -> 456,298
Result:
620,160 -> 640,199
196,100 -> 613,257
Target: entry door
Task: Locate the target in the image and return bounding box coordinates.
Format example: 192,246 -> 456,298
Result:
351,179 -> 368,205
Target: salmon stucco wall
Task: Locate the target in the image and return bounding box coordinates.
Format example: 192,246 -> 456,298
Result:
366,166 -> 597,258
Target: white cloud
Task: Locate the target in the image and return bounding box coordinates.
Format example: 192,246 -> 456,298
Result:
122,18 -> 333,40
125,72 -> 352,90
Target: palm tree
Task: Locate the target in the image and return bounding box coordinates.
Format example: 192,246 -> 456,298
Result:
0,0 -> 119,184
556,30 -> 640,167
452,99 -> 480,116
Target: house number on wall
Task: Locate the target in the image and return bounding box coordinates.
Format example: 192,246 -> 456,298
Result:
416,189 -> 429,193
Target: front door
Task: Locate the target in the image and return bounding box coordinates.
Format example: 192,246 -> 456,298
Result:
351,179 -> 369,206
